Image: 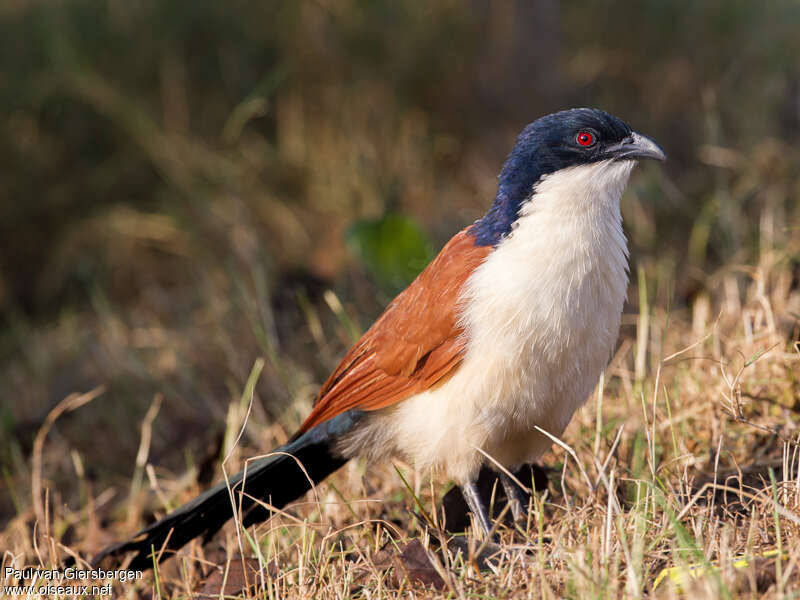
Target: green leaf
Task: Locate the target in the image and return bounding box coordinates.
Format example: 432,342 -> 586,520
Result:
347,214 -> 435,294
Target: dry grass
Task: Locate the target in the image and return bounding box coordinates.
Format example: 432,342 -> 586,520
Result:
2,3 -> 799,598
2,236 -> 799,599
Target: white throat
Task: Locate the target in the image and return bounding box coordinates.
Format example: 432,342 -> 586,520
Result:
519,158 -> 635,222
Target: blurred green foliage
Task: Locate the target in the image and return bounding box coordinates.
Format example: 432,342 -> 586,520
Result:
0,0 -> 799,521
347,214 -> 435,295
2,0 -> 799,315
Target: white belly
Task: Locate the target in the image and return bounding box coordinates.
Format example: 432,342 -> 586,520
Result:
341,160 -> 633,483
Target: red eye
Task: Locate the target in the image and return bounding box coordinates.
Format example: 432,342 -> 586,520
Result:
576,131 -> 595,147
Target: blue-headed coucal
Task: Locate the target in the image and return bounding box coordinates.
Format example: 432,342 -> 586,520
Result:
93,108 -> 665,569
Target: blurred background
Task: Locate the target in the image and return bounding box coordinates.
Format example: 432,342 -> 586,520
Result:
1,0 -> 798,526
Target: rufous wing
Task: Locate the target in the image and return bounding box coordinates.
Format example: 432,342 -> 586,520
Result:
295,228 -> 490,434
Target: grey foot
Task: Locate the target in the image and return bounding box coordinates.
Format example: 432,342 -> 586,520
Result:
500,472 -> 529,521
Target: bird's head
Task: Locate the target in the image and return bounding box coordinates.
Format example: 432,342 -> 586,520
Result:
471,108 -> 665,246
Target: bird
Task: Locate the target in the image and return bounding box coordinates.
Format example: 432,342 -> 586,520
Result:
92,108 -> 665,570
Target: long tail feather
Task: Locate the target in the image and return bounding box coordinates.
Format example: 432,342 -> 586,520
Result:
92,411 -> 361,570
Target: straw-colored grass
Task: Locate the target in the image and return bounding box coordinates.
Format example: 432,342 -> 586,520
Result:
2,236 -> 799,599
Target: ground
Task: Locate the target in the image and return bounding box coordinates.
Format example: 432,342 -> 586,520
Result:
2,242 -> 799,599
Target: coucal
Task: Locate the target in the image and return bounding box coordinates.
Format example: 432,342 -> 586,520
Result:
93,108 -> 665,570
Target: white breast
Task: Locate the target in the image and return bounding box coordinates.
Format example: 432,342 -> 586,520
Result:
342,159 -> 634,483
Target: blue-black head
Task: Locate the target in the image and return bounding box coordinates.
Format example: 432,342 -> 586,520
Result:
470,108 -> 665,246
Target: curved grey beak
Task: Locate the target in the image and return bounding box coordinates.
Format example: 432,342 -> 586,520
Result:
608,131 -> 666,162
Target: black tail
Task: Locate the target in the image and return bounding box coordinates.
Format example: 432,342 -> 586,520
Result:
92,411 -> 361,570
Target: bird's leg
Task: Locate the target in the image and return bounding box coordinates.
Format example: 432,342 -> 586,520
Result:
499,472 -> 528,522
461,479 -> 493,538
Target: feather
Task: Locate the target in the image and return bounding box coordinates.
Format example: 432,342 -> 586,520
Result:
295,229 -> 491,434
